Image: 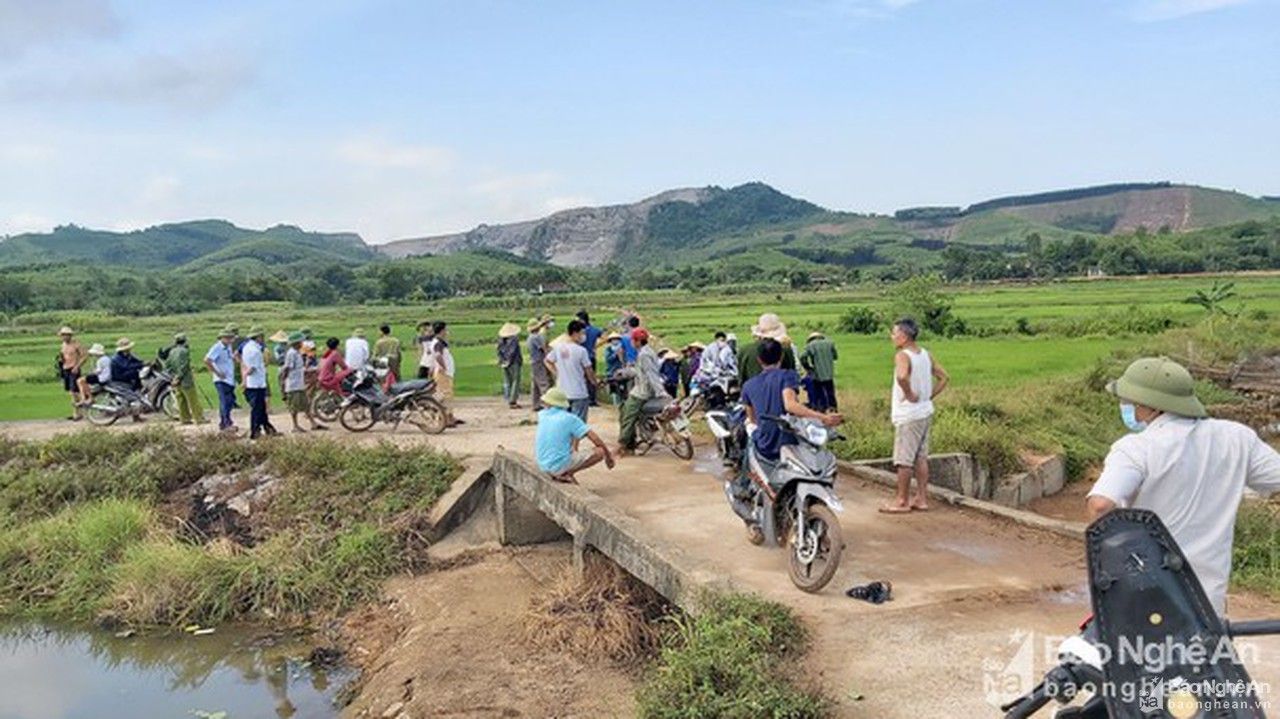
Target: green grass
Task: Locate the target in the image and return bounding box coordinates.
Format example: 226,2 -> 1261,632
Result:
3,274 -> 1280,421
638,592 -> 828,718
1233,501 -> 1280,598
0,428 -> 461,626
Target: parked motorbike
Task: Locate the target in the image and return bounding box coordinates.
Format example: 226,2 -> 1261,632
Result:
337,366 -> 447,434
1001,508 -> 1280,718
85,361 -> 177,426
713,411 -> 845,593
633,398 -> 695,460
680,374 -> 739,419
310,362 -> 383,423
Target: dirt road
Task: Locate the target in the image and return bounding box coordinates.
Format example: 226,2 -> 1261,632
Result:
6,399 -> 1279,717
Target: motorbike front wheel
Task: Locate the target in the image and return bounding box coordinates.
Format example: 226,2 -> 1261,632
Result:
158,389 -> 178,420
339,402 -> 377,432
663,425 -> 694,460
788,503 -> 844,593
85,395 -> 124,427
310,390 -> 342,423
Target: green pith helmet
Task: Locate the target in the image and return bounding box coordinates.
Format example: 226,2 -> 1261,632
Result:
287,331 -> 305,344
542,387 -> 570,409
247,326 -> 265,338
1106,356 -> 1207,418
173,332 -> 187,343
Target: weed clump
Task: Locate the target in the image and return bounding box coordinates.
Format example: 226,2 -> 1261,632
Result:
637,592 -> 828,719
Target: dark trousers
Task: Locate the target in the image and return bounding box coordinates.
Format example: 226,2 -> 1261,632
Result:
215,381 -> 236,429
587,358 -> 598,405
812,380 -> 837,412
244,387 -> 274,437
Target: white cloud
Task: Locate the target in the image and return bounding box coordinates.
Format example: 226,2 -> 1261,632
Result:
2,213 -> 54,235
337,137 -> 456,172
1,51 -> 256,109
140,174 -> 181,206
1131,0 -> 1252,21
544,195 -> 594,214
0,0 -> 119,58
802,0 -> 923,19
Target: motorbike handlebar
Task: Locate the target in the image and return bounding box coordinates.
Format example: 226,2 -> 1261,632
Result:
1000,683 -> 1050,719
1228,619 -> 1280,637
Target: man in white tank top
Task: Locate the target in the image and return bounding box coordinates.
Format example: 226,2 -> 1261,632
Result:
881,318 -> 949,514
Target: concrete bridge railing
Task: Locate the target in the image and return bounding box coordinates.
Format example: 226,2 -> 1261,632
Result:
428,448 -> 736,612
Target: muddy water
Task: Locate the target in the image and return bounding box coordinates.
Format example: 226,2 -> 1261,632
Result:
0,623 -> 353,719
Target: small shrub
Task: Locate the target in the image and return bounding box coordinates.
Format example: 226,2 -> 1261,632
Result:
836,306 -> 882,335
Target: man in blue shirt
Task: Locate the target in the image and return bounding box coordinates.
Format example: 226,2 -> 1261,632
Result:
576,310 -> 603,406
240,327 -> 278,439
618,315 -> 641,365
741,338 -> 842,464
535,387 -> 614,483
205,327 -> 238,432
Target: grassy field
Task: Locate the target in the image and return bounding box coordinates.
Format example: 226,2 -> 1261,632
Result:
1,274 -> 1279,422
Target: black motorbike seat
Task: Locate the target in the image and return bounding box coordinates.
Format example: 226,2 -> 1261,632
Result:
389,379 -> 432,394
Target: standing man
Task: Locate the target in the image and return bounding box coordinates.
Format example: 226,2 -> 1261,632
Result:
738,313 -> 795,383
1087,357 -> 1280,617
163,333 -> 205,425
546,319 -> 597,421
882,318 -> 949,514
58,326 -> 87,421
575,311 -> 603,406
802,331 -> 839,413
497,322 -> 523,409
373,324 -> 402,381
241,327 -> 278,439
617,328 -> 671,454
344,328 -> 370,370
618,316 -> 641,365
603,331 -> 627,405
415,321 -> 435,379
279,331 -> 325,433
205,328 -> 238,433
527,315 -> 552,411
535,387 -> 615,484
430,321 -> 461,427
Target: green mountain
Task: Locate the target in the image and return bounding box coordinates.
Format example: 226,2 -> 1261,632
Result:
382,182 -> 1278,269
0,220 -> 374,270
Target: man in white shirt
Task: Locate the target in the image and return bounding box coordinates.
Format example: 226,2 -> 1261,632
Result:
882,317 -> 948,514
1088,356 -> 1280,617
240,327 -> 278,439
546,319 -> 598,421
345,328 -> 371,369
429,321 -> 462,427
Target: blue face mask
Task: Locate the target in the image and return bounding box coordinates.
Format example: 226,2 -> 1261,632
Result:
1119,402 -> 1148,432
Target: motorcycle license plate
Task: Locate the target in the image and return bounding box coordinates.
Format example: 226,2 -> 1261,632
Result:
672,416 -> 690,432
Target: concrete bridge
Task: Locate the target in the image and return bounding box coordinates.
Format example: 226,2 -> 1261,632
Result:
427,448 -> 736,612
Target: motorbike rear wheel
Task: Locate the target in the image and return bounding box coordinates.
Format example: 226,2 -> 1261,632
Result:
339,402 -> 377,432
787,503 -> 844,593
310,390 -> 342,423
85,395 -> 124,427
406,396 -> 448,434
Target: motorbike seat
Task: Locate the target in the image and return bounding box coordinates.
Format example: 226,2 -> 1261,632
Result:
641,398 -> 670,416
389,379 -> 432,394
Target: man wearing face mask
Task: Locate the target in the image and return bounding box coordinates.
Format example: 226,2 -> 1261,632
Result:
1087,356 -> 1280,617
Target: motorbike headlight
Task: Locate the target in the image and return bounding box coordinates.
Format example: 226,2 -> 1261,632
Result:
802,423 -> 829,446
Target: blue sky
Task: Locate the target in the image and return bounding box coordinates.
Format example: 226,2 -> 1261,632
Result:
1,0 -> 1276,242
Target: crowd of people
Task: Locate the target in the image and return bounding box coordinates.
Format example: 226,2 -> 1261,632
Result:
55,320 -> 461,439
51,304 -> 1280,624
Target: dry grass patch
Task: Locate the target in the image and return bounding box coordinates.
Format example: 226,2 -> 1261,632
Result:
523,555 -> 674,667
